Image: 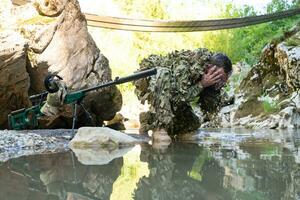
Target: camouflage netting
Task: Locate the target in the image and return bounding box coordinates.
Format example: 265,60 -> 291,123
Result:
135,48 -> 226,136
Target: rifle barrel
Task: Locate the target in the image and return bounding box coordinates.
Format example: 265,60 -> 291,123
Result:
29,68 -> 157,98
29,91 -> 49,101
81,68 -> 157,93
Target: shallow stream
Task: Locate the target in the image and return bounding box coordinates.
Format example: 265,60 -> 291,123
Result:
0,129 -> 299,200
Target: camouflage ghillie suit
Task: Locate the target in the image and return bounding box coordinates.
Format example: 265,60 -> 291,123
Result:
135,48 -> 224,136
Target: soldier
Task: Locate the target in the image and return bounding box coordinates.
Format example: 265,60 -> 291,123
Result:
134,48 -> 232,142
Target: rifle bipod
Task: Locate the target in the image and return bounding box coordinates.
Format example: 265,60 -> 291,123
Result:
71,101 -> 96,135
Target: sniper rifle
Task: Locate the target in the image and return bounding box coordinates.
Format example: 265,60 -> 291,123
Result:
8,68 -> 157,130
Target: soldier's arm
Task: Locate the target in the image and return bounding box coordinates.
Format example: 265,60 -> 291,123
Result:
175,65 -> 224,102
174,66 -> 204,102
185,83 -> 204,102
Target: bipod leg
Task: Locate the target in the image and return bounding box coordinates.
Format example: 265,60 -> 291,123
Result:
72,103 -> 78,135
79,102 -> 96,126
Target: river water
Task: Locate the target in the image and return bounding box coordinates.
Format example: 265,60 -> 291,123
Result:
0,129 -> 299,200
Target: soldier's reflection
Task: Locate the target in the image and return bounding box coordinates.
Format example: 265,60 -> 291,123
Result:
133,143 -> 230,200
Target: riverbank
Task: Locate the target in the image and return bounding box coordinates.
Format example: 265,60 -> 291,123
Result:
1,128 -> 299,163
0,128 -> 152,162
0,129 -> 73,162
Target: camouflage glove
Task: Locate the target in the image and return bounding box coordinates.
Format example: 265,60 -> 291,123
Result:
41,81 -> 68,116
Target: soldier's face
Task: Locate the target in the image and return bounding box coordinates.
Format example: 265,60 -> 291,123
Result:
205,64 -> 230,89
214,67 -> 229,89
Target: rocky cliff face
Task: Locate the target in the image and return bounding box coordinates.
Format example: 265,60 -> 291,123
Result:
220,22 -> 300,129
0,31 -> 30,127
0,0 -> 122,128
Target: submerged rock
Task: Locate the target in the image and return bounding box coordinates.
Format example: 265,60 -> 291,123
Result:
71,146 -> 133,165
0,0 -> 122,128
69,127 -> 138,148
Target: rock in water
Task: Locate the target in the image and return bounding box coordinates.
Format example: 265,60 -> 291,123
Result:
0,0 -> 122,128
69,127 -> 137,148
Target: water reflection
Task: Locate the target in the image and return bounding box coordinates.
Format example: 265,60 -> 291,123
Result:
110,146 -> 149,200
0,130 -> 299,200
0,151 -> 122,200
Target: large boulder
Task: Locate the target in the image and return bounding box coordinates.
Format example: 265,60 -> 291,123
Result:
0,31 -> 30,128
0,0 -> 122,128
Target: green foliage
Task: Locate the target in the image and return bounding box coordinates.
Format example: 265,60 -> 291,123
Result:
117,82 -> 135,94
90,0 -> 299,99
188,149 -> 210,181
110,0 -> 299,69
285,37 -> 300,46
112,0 -> 168,19
263,101 -> 280,114
262,144 -> 280,155
202,0 -> 299,65
110,147 -> 149,200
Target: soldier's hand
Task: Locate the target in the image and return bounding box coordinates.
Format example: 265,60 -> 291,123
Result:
200,66 -> 223,88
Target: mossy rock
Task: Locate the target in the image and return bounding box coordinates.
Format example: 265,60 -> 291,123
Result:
285,37 -> 300,46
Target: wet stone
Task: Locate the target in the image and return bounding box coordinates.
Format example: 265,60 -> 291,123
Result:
0,129 -> 73,162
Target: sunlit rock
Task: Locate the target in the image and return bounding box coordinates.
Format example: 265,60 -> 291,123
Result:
278,106 -> 300,129
217,105 -> 236,128
69,127 -> 138,148
105,113 -> 126,130
0,31 -> 30,128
